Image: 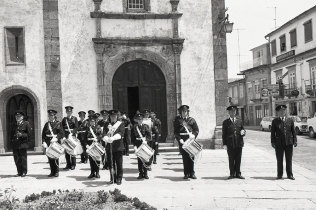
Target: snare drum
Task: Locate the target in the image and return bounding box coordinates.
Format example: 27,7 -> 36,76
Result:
87,142 -> 105,161
135,143 -> 155,163
62,136 -> 79,155
46,142 -> 64,159
182,138 -> 203,158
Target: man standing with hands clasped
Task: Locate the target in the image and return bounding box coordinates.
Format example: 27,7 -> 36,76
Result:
271,105 -> 297,180
222,105 -> 246,179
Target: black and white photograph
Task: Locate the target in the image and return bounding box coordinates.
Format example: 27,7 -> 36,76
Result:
0,0 -> 316,209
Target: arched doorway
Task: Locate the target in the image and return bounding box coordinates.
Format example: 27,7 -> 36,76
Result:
112,60 -> 168,141
6,94 -> 35,151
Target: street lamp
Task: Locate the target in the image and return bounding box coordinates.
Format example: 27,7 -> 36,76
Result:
224,20 -> 234,33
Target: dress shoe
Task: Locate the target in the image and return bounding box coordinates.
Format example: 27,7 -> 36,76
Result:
183,174 -> 189,179
190,174 -> 197,179
147,166 -> 152,171
54,173 -> 59,177
95,173 -> 100,178
276,176 -> 282,179
227,175 -> 234,179
117,179 -> 122,185
64,167 -> 70,171
16,173 -> 22,177
153,161 -> 157,164
236,175 -> 245,179
71,166 -> 75,170
137,174 -> 143,179
48,173 -> 54,177
143,175 -> 149,179
21,173 -> 26,177
126,153 -> 129,156
287,176 -> 295,180
88,174 -> 95,179
84,161 -> 87,164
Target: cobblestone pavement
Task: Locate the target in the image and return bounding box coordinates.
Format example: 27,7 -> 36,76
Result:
0,139 -> 316,209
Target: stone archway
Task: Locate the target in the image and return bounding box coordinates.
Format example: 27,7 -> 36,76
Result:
0,86 -> 41,153
93,42 -> 183,142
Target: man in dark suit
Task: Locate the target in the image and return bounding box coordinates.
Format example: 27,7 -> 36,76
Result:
11,110 -> 32,177
77,111 -> 88,163
102,110 -> 125,185
222,105 -> 246,179
174,105 -> 199,179
271,104 -> 297,180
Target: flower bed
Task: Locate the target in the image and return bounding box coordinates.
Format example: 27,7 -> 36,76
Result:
0,187 -> 156,210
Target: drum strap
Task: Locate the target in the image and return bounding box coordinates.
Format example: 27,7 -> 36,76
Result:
89,126 -> 98,140
107,121 -> 122,137
136,126 -> 144,140
182,122 -> 192,136
66,118 -> 71,134
48,122 -> 55,136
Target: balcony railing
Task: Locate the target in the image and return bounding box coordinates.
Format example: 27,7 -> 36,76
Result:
305,79 -> 316,96
240,57 -> 270,71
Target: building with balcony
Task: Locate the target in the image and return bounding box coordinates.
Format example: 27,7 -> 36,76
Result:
265,5 -> 316,117
239,43 -> 272,126
228,78 -> 246,123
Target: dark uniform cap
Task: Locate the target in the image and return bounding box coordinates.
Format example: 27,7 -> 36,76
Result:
276,104 -> 287,111
15,110 -> 25,116
65,106 -> 74,112
100,110 -> 109,115
226,105 -> 237,111
48,109 -> 57,115
78,111 -> 86,116
178,105 -> 190,111
134,113 -> 144,120
89,114 -> 97,121
95,113 -> 101,118
88,110 -> 95,116
109,110 -> 118,115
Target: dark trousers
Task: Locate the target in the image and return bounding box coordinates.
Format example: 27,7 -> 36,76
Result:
108,151 -> 123,181
80,142 -> 88,163
49,158 -> 59,174
181,149 -> 194,176
102,142 -> 108,168
227,147 -> 243,176
137,157 -> 148,176
88,156 -> 100,174
13,148 -> 27,175
123,130 -> 130,155
65,153 -> 76,168
275,145 -> 293,177
148,141 -> 156,162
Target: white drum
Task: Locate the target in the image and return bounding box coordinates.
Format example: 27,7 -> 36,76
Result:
62,136 -> 79,155
135,143 -> 155,163
182,138 -> 203,158
87,142 -> 105,161
46,142 -> 64,159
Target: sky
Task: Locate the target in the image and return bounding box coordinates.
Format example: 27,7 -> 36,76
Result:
226,0 -> 316,79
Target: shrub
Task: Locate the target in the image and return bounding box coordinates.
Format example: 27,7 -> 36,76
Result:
95,190 -> 109,204
109,189 -> 131,203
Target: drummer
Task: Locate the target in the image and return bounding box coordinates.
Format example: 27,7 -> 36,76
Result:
131,113 -> 152,180
61,106 -> 78,170
42,110 -> 64,177
97,110 -> 110,170
174,105 -> 199,179
85,114 -> 101,179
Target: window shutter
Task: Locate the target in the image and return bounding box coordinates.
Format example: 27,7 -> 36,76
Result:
144,0 -> 150,11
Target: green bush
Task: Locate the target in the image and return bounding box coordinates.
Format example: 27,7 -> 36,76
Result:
95,190 -> 109,204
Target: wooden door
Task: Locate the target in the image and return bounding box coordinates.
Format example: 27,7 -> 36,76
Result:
112,60 -> 167,142
6,94 -> 35,151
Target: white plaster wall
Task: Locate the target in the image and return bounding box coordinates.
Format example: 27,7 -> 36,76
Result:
178,0 -> 215,139
101,19 -> 172,38
59,0 -> 98,116
269,10 -> 316,64
0,0 -> 47,129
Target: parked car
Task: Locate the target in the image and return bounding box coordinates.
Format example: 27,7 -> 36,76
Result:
287,116 -> 308,135
260,116 -> 276,131
307,117 -> 316,138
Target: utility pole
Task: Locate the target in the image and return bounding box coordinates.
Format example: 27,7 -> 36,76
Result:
235,28 -> 245,72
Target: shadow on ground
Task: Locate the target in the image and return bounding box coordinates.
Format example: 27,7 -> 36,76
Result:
250,176 -> 277,180
154,175 -> 188,182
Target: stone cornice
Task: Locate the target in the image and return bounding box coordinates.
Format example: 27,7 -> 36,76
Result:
90,12 -> 182,19
92,37 -> 184,46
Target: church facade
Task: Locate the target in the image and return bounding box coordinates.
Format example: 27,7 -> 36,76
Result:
0,0 -> 228,153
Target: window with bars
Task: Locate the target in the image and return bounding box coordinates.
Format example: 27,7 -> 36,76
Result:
125,0 -> 150,12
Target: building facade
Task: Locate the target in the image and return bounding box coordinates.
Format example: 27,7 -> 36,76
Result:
0,0 -> 229,153
228,78 -> 246,123
266,5 -> 316,117
240,43 -> 272,126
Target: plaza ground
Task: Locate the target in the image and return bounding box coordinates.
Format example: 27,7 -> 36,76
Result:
0,130 -> 316,209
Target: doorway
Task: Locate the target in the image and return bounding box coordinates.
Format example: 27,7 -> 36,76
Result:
6,94 -> 35,151
112,60 -> 167,141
